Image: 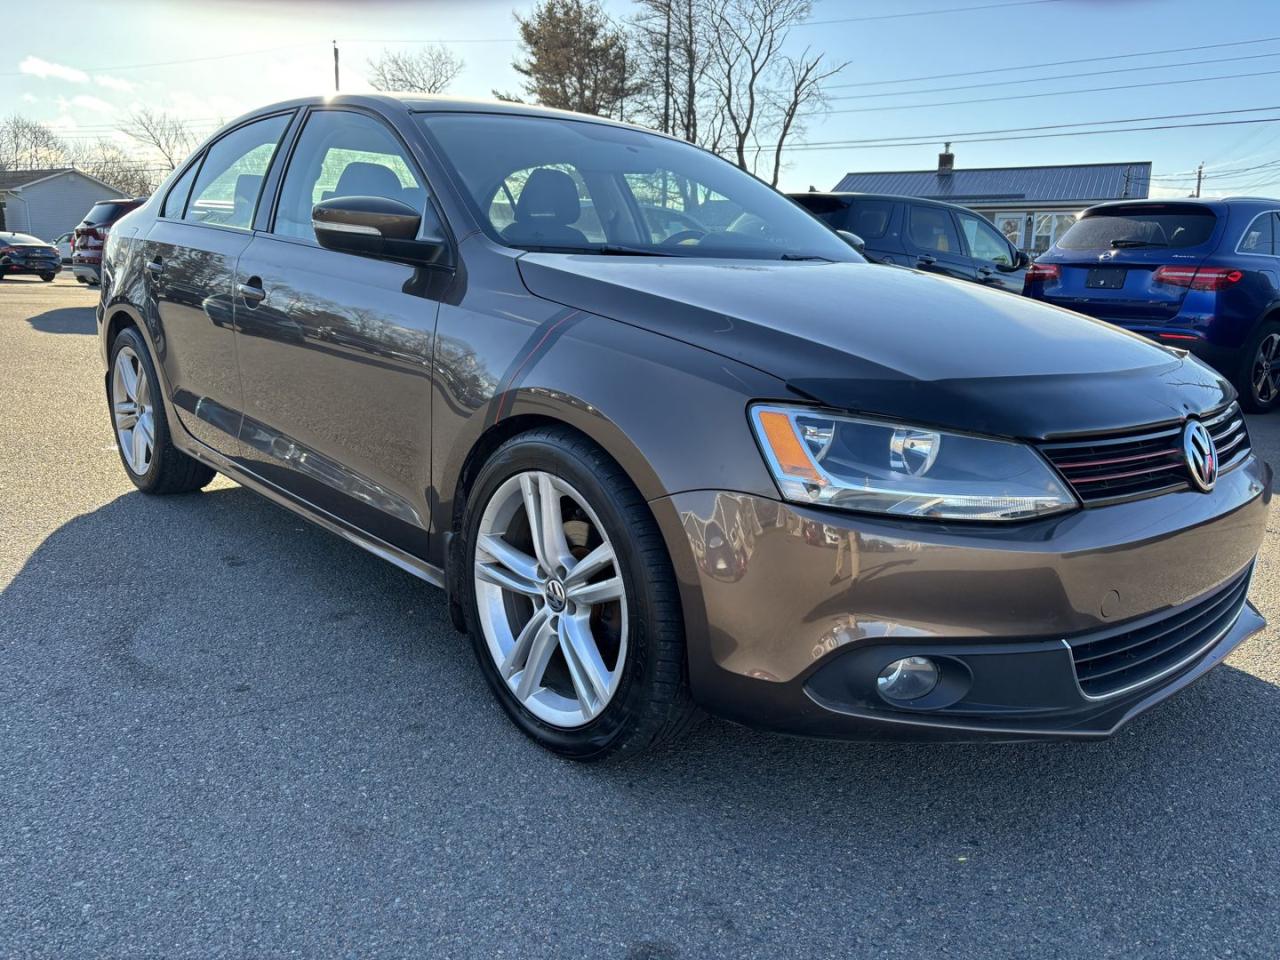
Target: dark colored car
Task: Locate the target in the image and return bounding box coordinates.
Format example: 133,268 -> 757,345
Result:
97,96 -> 1269,759
1025,198 -> 1280,412
0,231 -> 61,281
789,191 -> 1030,293
72,198 -> 145,286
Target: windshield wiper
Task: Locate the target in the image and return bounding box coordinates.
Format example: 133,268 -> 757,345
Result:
516,243 -> 680,257
1109,239 -> 1168,248
779,253 -> 834,261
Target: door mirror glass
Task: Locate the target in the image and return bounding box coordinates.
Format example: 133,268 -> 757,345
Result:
312,195 -> 450,267
836,230 -> 866,254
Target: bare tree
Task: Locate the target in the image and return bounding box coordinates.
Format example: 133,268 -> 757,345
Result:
0,115 -> 67,170
120,109 -> 195,171
701,0 -> 845,184
631,0 -> 710,143
367,45 -> 464,94
69,139 -> 160,196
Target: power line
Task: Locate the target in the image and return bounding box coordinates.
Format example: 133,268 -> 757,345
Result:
804,0 -> 1065,26
827,35 -> 1280,89
823,67 -> 1280,115
828,50 -> 1280,102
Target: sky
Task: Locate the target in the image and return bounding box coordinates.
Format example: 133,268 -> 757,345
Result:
3,0 -> 1280,197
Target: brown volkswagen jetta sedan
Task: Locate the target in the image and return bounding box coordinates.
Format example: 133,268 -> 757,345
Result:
97,96 -> 1270,759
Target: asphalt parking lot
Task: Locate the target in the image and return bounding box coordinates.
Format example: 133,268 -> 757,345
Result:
2,274 -> 1278,959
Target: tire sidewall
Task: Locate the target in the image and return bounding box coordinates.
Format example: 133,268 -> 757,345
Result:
461,434 -> 664,760
1239,320 -> 1280,413
108,327 -> 166,491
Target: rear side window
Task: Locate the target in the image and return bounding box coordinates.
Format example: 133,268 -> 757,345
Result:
83,201 -> 131,225
1057,204 -> 1216,251
1238,212 -> 1276,255
185,114 -> 290,230
161,161 -> 199,219
907,204 -> 960,254
845,199 -> 893,239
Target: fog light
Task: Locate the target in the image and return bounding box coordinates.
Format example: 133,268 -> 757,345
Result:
877,656 -> 939,701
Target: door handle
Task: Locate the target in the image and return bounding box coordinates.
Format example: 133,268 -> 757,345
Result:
978,266 -> 995,276
145,258 -> 164,276
917,255 -> 937,267
237,279 -> 266,305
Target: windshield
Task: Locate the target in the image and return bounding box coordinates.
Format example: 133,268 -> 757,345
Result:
1056,204 -> 1217,251
418,112 -> 855,261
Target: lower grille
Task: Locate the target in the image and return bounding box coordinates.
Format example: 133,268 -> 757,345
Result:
1039,403 -> 1252,505
1066,566 -> 1252,699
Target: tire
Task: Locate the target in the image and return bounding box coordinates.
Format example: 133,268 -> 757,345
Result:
40,273 -> 55,282
108,326 -> 216,494
461,426 -> 697,760
1236,319 -> 1280,413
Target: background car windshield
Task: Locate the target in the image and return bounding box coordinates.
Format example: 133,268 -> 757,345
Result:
418,113 -> 854,261
1056,204 -> 1217,250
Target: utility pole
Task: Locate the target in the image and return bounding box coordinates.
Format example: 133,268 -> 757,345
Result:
1195,161 -> 1204,198
333,40 -> 340,92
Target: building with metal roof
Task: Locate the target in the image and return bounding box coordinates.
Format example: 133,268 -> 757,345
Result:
833,151 -> 1152,254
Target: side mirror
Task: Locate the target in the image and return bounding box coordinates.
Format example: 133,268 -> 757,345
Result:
836,230 -> 866,255
1013,249 -> 1031,270
312,195 -> 452,269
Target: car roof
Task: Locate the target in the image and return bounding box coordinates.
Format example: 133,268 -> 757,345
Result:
789,191 -> 974,213
1082,196 -> 1279,215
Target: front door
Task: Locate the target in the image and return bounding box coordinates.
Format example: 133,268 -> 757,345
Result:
956,210 -> 1026,293
142,113 -> 292,454
232,108 -> 441,557
903,202 -> 974,282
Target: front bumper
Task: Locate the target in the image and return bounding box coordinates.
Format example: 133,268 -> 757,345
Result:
652,453 -> 1271,741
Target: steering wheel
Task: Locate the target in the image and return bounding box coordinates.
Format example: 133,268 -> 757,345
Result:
660,229 -> 707,247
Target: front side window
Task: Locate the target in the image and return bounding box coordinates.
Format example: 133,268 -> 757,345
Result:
845,199 -> 893,240
418,112 -> 854,261
907,205 -> 960,254
957,211 -> 1012,265
185,114 -> 290,230
274,110 -> 427,242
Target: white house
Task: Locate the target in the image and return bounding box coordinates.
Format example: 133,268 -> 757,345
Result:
0,168 -> 129,241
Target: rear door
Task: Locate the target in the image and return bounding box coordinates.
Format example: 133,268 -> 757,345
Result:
141,112 -> 293,454
1031,203 -> 1221,325
955,209 -> 1024,293
231,107 -> 442,556
902,202 -> 974,281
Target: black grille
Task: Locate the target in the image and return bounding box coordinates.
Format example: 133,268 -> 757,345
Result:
1067,566 -> 1252,698
1039,403 -> 1252,505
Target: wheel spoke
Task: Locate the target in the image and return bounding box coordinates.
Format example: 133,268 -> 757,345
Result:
477,533 -> 541,584
564,541 -> 615,588
514,616 -> 559,701
131,423 -> 148,469
114,401 -> 138,430
566,576 -> 623,607
500,608 -> 549,680
518,473 -> 551,573
119,356 -> 139,401
475,560 -> 541,597
537,472 -> 574,573
560,615 -> 612,713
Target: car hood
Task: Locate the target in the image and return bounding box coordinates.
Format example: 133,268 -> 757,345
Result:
516,255 -> 1232,440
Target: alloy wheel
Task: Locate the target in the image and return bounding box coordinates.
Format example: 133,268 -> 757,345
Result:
1253,332 -> 1280,405
112,345 -> 155,475
473,470 -> 627,728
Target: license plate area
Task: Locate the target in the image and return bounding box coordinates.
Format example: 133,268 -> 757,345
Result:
1086,268 -> 1127,289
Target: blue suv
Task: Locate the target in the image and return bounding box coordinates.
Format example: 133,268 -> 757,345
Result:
1025,198 -> 1280,412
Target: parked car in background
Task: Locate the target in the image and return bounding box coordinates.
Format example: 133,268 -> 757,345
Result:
789,191 -> 1030,293
1025,198 -> 1280,412
0,231 -> 61,281
72,198 -> 145,285
97,95 -> 1268,760
53,232 -> 74,264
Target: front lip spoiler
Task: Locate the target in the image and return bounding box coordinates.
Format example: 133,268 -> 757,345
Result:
802,600 -> 1266,742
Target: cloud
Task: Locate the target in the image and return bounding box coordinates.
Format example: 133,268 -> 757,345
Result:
21,93 -> 37,103
19,56 -> 88,83
70,95 -> 114,114
94,74 -> 134,92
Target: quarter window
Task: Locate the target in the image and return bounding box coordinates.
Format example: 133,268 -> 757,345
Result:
907,205 -> 961,254
161,160 -> 199,220
845,199 -> 893,240
956,211 -> 1013,265
274,110 -> 427,242
1239,213 -> 1275,255
184,114 -> 290,230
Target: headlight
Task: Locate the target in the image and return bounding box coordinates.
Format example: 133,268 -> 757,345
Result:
750,404 -> 1076,521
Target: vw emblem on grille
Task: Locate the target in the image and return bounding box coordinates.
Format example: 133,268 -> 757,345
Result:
544,578 -> 567,611
1182,420 -> 1218,492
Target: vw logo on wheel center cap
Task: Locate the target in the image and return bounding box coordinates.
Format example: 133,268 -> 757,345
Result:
1182,420 -> 1218,493
544,578 -> 567,611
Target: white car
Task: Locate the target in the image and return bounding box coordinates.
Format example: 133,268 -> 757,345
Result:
53,232 -> 73,264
